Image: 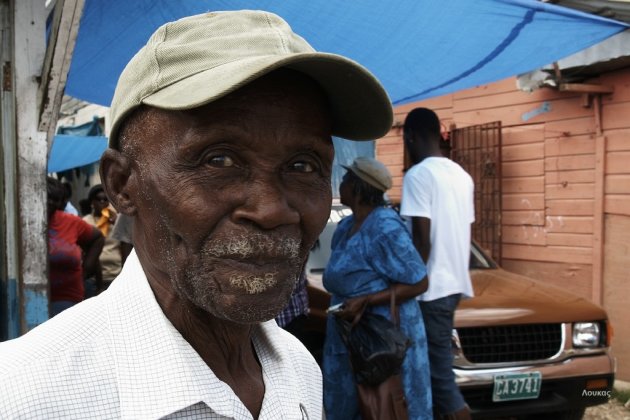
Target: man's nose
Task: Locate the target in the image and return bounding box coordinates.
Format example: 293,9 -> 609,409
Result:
232,178 -> 300,229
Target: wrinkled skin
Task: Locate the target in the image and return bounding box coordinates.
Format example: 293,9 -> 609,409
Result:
102,71 -> 334,325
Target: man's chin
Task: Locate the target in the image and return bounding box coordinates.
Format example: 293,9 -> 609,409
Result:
176,264 -> 301,324
181,286 -> 291,324
203,299 -> 288,324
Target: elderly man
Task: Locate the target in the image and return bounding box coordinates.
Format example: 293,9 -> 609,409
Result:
0,10 -> 392,419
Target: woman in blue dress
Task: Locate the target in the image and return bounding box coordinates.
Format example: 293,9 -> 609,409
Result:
323,157 -> 432,419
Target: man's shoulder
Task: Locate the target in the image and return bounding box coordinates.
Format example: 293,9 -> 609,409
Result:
0,296 -> 111,378
0,297 -> 117,416
420,158 -> 473,184
82,213 -> 96,225
258,321 -> 322,406
406,159 -> 440,179
259,321 -> 320,374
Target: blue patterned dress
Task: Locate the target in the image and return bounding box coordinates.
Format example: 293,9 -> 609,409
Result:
322,207 -> 432,419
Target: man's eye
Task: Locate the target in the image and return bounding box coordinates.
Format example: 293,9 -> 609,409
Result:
207,155 -> 235,167
291,161 -> 315,173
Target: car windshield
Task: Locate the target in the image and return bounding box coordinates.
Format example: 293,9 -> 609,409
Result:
470,242 -> 495,269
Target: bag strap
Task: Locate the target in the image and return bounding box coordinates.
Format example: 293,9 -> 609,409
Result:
350,288 -> 402,328
351,300 -> 369,328
390,288 -> 401,328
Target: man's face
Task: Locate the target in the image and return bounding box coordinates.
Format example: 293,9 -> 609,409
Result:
339,172 -> 354,207
91,191 -> 110,215
125,72 -> 334,323
403,129 -> 424,164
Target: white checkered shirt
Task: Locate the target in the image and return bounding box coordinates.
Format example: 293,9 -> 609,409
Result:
0,251 -> 322,419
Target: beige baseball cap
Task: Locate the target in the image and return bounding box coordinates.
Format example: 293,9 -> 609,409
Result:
342,156 -> 392,192
108,10 -> 393,148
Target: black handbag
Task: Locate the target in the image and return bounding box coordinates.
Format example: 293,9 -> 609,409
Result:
334,291 -> 410,386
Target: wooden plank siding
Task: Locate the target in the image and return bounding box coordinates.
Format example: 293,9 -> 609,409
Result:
377,68 -> 630,379
377,68 -> 630,299
603,214 -> 630,380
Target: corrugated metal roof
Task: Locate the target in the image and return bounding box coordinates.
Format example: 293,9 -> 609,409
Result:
517,0 -> 630,90
545,0 -> 630,24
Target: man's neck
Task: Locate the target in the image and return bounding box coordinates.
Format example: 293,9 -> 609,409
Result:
412,146 -> 442,165
148,274 -> 265,417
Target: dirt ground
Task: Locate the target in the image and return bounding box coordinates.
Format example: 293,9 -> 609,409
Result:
584,398 -> 630,419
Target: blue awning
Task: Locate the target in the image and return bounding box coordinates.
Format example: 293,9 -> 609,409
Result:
48,135 -> 108,173
66,0 -> 628,108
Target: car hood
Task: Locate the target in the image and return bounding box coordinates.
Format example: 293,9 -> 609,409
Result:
455,268 -> 607,328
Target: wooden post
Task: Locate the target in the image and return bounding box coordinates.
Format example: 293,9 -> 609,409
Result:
38,0 -> 85,150
0,0 -> 19,339
14,0 -> 50,332
592,94 -> 605,305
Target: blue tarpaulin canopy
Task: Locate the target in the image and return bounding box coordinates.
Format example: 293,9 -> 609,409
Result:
48,135 -> 107,173
56,0 -> 628,174
48,116 -> 105,173
66,0 -> 628,107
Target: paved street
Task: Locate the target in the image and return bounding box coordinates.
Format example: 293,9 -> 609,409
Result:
584,398 -> 630,419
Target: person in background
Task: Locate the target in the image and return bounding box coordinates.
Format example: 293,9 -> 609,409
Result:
400,107 -> 475,420
274,268 -> 325,363
111,213 -> 133,264
322,157 -> 432,419
78,198 -> 91,216
62,182 -> 79,216
46,177 -> 104,316
82,184 -> 122,295
0,11 -> 393,418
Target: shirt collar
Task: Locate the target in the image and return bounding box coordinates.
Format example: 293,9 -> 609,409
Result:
105,251 -> 306,419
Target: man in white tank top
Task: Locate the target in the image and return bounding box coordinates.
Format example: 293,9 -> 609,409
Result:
400,107 -> 474,420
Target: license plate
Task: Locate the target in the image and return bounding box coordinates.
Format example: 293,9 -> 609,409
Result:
492,372 -> 542,402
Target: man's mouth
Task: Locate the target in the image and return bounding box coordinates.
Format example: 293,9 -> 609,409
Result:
228,272 -> 280,294
199,233 -> 303,294
203,233 -> 301,260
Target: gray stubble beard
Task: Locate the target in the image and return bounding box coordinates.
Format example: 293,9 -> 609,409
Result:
171,233 -> 305,323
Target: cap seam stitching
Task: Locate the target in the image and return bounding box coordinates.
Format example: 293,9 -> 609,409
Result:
150,23 -> 168,100
264,13 -> 288,54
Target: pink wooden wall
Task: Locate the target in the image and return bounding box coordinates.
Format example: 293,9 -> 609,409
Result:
377,68 -> 630,379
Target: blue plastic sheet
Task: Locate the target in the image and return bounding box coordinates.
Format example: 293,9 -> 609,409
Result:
58,0 -> 628,176
66,0 -> 628,108
48,135 -> 108,173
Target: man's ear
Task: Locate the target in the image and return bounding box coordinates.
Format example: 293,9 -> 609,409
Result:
100,149 -> 137,216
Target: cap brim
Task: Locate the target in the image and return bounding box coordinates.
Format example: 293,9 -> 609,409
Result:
142,53 -> 393,141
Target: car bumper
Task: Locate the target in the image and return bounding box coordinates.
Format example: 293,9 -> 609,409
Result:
455,352 -> 615,418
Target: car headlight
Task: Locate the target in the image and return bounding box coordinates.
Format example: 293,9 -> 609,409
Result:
573,322 -> 601,348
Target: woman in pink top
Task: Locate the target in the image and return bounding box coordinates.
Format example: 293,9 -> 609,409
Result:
47,177 -> 103,316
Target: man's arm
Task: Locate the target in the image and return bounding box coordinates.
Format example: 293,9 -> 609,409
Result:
411,216 -> 431,264
80,227 -> 104,279
340,277 -> 429,317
